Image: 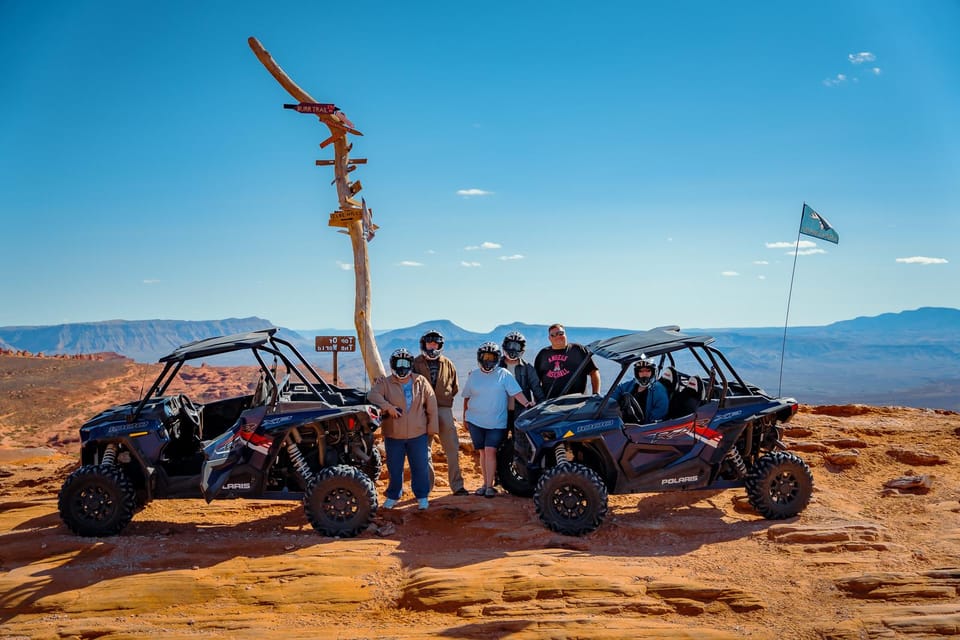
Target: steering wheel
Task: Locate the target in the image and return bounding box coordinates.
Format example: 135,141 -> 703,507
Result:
179,394 -> 202,425
618,394 -> 645,424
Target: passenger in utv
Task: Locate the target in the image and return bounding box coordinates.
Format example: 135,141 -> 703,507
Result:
412,329 -> 467,495
368,348 -> 438,510
462,342 -> 534,497
610,360 -> 669,423
498,330 -> 544,431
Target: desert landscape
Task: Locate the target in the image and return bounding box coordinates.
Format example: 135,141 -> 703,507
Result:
1,351 -> 958,639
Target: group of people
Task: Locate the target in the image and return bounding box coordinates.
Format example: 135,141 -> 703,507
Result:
365,323 -> 670,510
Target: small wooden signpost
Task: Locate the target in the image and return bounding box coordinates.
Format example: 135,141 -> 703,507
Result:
249,37 -> 386,383
315,335 -> 356,385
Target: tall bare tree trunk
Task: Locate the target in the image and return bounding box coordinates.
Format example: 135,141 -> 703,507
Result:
248,37 -> 385,382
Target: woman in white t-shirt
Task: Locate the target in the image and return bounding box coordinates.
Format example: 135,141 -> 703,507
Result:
461,342 -> 533,498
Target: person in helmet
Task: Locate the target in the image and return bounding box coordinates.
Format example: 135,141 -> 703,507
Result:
462,342 -> 535,497
609,358 -> 669,423
367,348 -> 438,510
499,330 -> 544,431
534,323 -> 601,399
412,329 -> 466,495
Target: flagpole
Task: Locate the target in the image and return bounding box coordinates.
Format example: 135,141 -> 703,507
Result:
778,202 -> 805,396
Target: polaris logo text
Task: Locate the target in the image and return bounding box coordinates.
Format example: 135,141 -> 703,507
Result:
223,482 -> 252,490
661,475 -> 698,485
262,416 -> 294,427
576,420 -> 617,433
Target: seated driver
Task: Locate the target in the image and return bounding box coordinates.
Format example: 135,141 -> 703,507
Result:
610,360 -> 669,423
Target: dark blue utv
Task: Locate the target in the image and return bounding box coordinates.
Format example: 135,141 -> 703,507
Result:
58,328 -> 381,538
499,326 -> 812,536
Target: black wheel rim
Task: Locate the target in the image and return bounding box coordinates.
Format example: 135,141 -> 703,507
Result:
321,486 -> 359,522
770,470 -> 799,504
76,485 -> 115,522
550,482 -> 588,519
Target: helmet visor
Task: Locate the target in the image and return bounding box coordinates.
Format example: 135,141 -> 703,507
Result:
479,352 -> 499,366
503,340 -> 524,357
392,357 -> 413,376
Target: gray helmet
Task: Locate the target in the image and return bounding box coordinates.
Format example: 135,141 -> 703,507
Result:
502,330 -> 526,360
419,329 -> 444,359
390,348 -> 414,378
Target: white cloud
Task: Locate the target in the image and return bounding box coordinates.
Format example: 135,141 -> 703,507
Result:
767,240 -> 817,250
896,256 -> 948,265
793,248 -> 827,256
460,261 -> 482,268
336,261 -> 353,271
823,73 -> 847,87
721,271 -> 740,277
499,254 -> 525,261
399,261 -> 424,267
758,275 -> 767,280
753,260 -> 769,265
848,52 -> 876,64
457,188 -> 493,197
465,241 -> 502,251
426,249 -> 436,255
870,67 -> 882,75
143,279 -> 161,284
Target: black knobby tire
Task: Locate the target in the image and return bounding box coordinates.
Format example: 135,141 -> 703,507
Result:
534,462 -> 608,536
58,464 -> 137,537
303,465 -> 377,538
496,433 -> 537,497
745,451 -> 814,519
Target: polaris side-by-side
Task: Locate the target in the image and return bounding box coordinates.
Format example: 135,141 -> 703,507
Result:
499,326 -> 813,536
58,328 -> 381,538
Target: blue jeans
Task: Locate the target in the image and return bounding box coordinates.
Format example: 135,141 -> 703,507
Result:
384,433 -> 430,500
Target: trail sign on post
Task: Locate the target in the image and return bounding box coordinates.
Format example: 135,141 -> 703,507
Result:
315,336 -> 356,385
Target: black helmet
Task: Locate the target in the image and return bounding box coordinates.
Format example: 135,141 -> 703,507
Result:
419,329 -> 444,358
502,330 -> 526,360
390,348 -> 414,378
477,342 -> 501,372
633,359 -> 657,388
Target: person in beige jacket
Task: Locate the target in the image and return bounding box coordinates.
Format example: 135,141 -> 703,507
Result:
368,348 -> 439,510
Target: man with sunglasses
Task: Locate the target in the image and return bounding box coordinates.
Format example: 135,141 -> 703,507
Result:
534,323 -> 600,399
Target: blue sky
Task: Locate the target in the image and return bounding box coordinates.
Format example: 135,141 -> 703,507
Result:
2,1 -> 957,333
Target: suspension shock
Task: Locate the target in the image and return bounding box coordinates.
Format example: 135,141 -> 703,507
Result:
553,443 -> 571,467
285,435 -> 314,486
725,447 -> 748,479
100,443 -> 118,467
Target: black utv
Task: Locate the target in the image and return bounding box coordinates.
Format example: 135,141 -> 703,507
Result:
58,328 -> 381,538
499,326 -> 813,536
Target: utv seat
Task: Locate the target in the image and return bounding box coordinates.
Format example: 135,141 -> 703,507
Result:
668,375 -> 705,419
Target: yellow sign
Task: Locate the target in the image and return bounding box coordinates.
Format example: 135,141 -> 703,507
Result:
328,210 -> 363,228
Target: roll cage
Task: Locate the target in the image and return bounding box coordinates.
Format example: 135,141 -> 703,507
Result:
130,328 -> 352,420
560,326 -> 772,418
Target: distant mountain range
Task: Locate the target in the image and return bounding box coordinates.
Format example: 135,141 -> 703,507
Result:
2,308 -> 958,411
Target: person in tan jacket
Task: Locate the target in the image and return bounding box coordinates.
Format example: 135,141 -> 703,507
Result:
413,329 -> 466,495
368,348 -> 439,510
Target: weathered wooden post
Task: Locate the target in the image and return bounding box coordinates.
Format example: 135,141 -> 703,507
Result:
248,37 -> 386,382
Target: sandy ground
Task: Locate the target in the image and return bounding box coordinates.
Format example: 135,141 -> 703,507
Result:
1,354 -> 958,639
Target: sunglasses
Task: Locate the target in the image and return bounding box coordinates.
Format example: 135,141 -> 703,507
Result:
549,330 -> 565,337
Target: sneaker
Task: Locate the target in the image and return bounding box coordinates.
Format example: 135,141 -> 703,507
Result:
417,498 -> 429,510
484,486 -> 498,498
474,486 -> 487,496
453,487 -> 469,496
382,498 -> 398,509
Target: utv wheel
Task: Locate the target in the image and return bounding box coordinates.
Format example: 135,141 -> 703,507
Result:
58,465 -> 136,537
496,433 -> 538,497
304,465 -> 376,538
745,451 -> 814,519
534,463 -> 608,536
